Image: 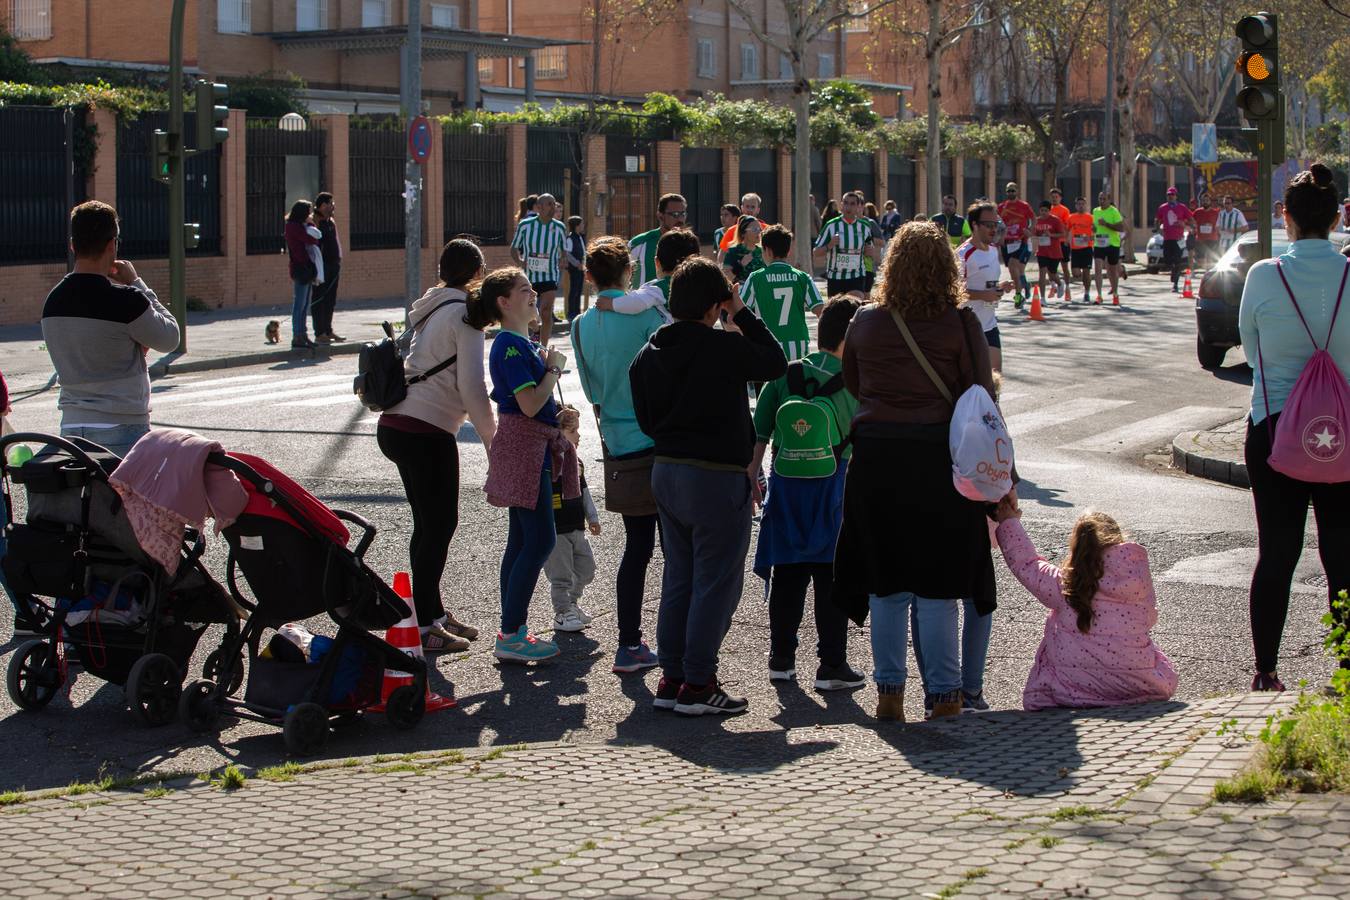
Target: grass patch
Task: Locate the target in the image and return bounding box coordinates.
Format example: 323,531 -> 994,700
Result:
482,747 -> 506,761
257,763 -> 304,783
0,791 -> 24,807
1213,768 -> 1284,803
580,840 -> 597,851
1003,838 -> 1028,850
64,777 -> 114,796
1040,836 -> 1063,848
371,763 -> 423,774
936,867 -> 990,898
142,786 -> 172,799
212,765 -> 246,791
1048,805 -> 1105,822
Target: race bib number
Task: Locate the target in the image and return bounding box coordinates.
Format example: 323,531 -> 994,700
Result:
1095,234 -> 1111,248
983,279 -> 999,291
1037,235 -> 1051,247
834,250 -> 861,270
1072,236 -> 1091,249
527,254 -> 551,273
1200,224 -> 1213,234
1005,241 -> 1022,253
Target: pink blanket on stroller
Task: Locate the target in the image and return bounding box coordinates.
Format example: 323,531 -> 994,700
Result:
110,429 -> 248,575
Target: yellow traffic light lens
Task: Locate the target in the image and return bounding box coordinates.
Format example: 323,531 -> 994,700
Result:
1244,53 -> 1270,80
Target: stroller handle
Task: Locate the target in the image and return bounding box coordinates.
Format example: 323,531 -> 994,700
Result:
0,432 -> 114,477
332,509 -> 376,559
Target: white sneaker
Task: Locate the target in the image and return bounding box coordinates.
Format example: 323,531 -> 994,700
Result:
571,604 -> 594,625
554,608 -> 588,632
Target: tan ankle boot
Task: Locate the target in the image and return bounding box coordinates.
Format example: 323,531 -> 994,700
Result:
930,692 -> 962,719
876,692 -> 905,722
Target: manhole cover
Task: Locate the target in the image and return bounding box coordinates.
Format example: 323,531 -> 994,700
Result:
1303,573 -> 1328,589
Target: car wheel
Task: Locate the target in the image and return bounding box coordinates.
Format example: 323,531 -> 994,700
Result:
1197,336 -> 1227,370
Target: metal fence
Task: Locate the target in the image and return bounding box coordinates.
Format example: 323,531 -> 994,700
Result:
245,118 -> 327,255
811,150 -> 827,204
0,106 -> 85,265
526,127 -> 582,220
680,147 -> 722,243
1057,162 -> 1083,205
997,160 -> 1016,192
941,158 -> 954,201
348,121 -> 406,251
887,156 -> 916,222
1026,162 -> 1045,206
841,152 -> 874,203
1147,165 -> 1168,223
443,123 -> 507,245
964,159 -> 985,204
739,148 -> 778,224
117,113 -> 220,258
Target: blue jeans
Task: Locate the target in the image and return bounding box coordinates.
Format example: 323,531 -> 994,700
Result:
292,278 -> 312,341
499,464 -> 556,634
869,592 -> 962,695
60,423 -> 150,458
912,599 -> 992,697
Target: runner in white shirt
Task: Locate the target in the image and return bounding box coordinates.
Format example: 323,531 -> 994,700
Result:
959,201 -> 1014,374
1217,195 -> 1248,253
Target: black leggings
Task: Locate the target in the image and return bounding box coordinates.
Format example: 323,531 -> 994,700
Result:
617,514 -> 658,647
1245,415 -> 1350,673
377,424 -> 460,627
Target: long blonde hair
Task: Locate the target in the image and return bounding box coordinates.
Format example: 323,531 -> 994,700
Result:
873,220 -> 964,319
1061,512 -> 1126,633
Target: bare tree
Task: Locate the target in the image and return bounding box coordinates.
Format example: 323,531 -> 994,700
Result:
724,0 -> 904,268
1146,0 -> 1242,124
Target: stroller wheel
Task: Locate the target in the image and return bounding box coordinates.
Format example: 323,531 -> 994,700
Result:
384,685 -> 426,731
283,702 -> 329,756
179,679 -> 221,733
125,653 -> 182,727
202,648 -> 245,696
6,639 -> 63,711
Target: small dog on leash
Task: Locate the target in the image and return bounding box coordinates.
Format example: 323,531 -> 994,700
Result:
264,320 -> 280,344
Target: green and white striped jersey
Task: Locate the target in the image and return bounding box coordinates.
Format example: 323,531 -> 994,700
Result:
628,227 -> 661,288
739,260 -> 824,361
511,216 -> 567,285
814,216 -> 872,280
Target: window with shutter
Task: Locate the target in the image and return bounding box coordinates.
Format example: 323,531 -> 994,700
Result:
216,0 -> 250,34
740,43 -> 758,80
697,38 -> 715,78
818,53 -> 834,79
10,0 -> 52,40
431,4 -> 460,28
779,52 -> 792,80
535,46 -> 567,79
297,0 -> 327,31
361,0 -> 391,27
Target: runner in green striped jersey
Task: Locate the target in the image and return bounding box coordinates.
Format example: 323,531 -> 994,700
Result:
511,193 -> 567,346
627,193 -> 687,287
740,225 -> 824,361
811,192 -> 877,298
712,203 -> 738,265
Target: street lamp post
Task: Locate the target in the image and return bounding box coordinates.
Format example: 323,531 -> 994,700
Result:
402,0 -> 423,317
168,0 -> 188,352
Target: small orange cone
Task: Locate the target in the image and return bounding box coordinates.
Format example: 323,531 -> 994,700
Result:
372,572 -> 456,713
1028,286 -> 1046,321
1181,269 -> 1195,299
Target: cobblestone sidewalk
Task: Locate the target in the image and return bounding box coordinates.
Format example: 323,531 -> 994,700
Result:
2,692 -> 1344,898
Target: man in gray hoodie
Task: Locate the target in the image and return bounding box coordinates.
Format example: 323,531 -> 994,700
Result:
41,201 -> 180,456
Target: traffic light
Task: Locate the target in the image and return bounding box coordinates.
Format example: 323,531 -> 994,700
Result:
183,223 -> 200,250
195,80 -> 229,150
153,129 -> 171,184
1235,12 -> 1278,121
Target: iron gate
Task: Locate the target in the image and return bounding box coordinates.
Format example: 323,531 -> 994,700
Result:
0,106 -> 84,265
117,112 -> 221,258
245,118 -> 327,255
739,148 -> 778,223
680,147 -> 722,243
443,123 -> 507,244
526,127 -> 582,220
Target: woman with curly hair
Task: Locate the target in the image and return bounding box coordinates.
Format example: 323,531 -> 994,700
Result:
832,220 -> 999,723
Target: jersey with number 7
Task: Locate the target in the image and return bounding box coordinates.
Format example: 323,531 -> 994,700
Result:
739,260 -> 824,361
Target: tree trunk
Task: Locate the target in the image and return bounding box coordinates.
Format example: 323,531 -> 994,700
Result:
794,75 -> 813,271
926,1 -> 944,213
1118,73 -> 1138,261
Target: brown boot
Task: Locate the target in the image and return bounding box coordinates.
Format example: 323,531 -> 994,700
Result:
442,614 -> 479,642
930,690 -> 962,719
875,690 -> 905,722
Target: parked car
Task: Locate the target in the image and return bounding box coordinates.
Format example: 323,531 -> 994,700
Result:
1194,228 -> 1350,369
1145,228 -> 1191,274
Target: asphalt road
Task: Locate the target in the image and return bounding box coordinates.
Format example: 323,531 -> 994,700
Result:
1,274 -> 1339,792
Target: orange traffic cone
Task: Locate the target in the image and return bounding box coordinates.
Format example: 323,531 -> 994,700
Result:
1181,269 -> 1195,299
1028,286 -> 1046,321
372,572 -> 456,713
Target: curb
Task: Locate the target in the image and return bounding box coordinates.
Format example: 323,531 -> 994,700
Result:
1171,430 -> 1250,489
147,340 -> 365,378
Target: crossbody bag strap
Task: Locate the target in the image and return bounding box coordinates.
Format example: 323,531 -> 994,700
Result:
400,298 -> 462,384
1273,261 -> 1321,349
888,308 -> 954,405
568,315 -> 611,457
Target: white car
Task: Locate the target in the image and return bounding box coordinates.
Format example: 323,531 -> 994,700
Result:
1145,229 -> 1190,274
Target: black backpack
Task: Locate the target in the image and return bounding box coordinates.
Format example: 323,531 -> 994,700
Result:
353,300 -> 459,412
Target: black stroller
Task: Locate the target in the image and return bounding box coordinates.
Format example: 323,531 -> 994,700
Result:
1,433 -> 240,725
178,451 -> 427,755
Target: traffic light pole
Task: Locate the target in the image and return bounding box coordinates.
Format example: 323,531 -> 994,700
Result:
1256,119 -> 1273,262
169,0 -> 188,353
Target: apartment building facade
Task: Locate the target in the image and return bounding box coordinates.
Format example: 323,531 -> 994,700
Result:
3,0 -> 570,113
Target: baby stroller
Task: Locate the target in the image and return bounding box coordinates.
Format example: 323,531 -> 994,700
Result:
1,433 -> 240,725
178,451 -> 427,755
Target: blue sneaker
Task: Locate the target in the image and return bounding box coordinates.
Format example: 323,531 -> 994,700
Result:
494,627 -> 560,663
962,691 -> 992,713
612,642 -> 658,673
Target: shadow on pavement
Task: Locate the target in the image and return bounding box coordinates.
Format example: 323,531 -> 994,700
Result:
1012,477 -> 1073,509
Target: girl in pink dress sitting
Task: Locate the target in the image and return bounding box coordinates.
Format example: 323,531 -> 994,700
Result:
993,492 -> 1178,711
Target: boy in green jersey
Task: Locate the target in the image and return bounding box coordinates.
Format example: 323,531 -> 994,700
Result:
740,225 -> 824,361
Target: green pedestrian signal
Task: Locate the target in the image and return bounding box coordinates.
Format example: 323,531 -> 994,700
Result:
195,80 -> 230,150
153,129 -> 172,185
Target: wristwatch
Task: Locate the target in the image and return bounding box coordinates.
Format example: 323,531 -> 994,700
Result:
547,365 -> 562,376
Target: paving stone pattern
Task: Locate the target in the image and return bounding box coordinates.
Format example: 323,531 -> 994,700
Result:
1,692 -> 1345,898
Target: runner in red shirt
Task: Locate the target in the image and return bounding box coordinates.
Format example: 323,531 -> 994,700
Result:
1155,187 -> 1195,292
1065,197 -> 1097,301
998,181 -> 1036,307
1033,200 -> 1068,302
1191,192 -> 1221,269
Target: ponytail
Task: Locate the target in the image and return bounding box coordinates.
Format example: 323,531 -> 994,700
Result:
1060,512 -> 1125,633
463,267 -> 523,331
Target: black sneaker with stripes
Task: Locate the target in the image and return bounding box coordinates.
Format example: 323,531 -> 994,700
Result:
673,681 -> 748,716
652,676 -> 683,710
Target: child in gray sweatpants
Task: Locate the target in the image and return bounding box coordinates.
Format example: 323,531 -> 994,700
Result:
544,412 -> 601,633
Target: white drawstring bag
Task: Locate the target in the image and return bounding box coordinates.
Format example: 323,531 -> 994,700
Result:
948,385 -> 1015,502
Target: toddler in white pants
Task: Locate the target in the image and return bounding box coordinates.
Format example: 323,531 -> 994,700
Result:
545,412 -> 601,632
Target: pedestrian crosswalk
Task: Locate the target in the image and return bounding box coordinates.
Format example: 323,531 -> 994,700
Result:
12,364 -> 1244,459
